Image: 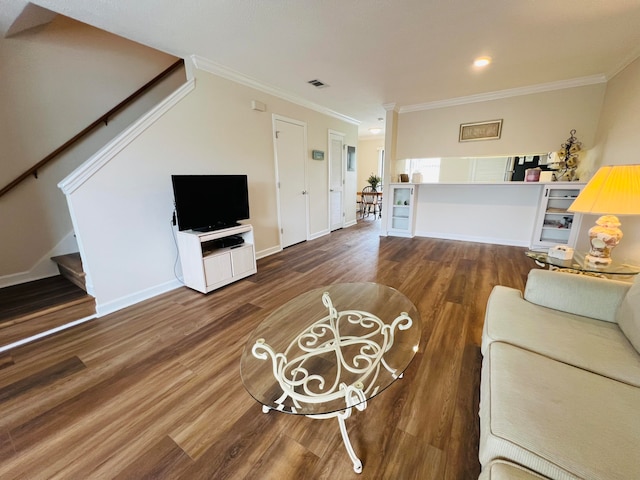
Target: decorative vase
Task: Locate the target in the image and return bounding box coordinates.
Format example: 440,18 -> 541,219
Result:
586,215 -> 623,266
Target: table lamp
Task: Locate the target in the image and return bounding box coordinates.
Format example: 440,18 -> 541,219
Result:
568,164 -> 640,266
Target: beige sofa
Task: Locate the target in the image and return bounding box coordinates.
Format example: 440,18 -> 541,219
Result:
479,269 -> 640,479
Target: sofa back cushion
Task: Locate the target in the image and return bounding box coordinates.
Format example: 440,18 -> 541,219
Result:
616,276 -> 640,353
524,269 -> 628,323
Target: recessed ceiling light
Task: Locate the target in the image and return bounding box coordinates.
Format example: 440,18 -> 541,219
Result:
473,56 -> 492,67
369,128 -> 383,134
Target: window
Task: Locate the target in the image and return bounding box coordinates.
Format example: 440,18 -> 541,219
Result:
403,158 -> 441,182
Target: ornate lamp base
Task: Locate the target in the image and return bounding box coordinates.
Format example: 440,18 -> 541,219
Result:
586,215 -> 623,266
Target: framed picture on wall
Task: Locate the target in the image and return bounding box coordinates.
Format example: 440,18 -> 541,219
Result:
459,119 -> 503,142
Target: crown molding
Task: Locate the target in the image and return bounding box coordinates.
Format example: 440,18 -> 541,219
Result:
191,54 -> 360,126
607,48 -> 640,81
359,133 -> 385,140
399,75 -> 607,113
382,102 -> 398,112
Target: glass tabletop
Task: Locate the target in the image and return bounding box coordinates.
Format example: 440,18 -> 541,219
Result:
525,250 -> 640,276
240,282 -> 421,416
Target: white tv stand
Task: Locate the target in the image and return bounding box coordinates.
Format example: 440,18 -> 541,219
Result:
176,224 -> 257,294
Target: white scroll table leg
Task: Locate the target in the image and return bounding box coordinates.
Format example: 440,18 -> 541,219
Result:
337,411 -> 363,473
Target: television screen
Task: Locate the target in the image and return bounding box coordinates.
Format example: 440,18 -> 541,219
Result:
171,175 -> 250,231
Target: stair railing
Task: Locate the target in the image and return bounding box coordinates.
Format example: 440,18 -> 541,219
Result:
0,58 -> 184,199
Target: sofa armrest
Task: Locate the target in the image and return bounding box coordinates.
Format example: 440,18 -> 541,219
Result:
524,269 -> 631,322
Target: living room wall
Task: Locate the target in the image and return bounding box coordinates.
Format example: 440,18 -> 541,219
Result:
63,68 -> 357,314
390,67 -> 640,265
395,82 -> 606,164
0,15 -> 181,286
357,137 -> 384,191
580,56 -> 640,264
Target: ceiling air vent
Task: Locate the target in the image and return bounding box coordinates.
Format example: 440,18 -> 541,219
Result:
308,79 -> 329,88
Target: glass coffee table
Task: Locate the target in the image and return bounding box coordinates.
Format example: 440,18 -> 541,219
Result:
525,250 -> 640,278
240,282 -> 421,473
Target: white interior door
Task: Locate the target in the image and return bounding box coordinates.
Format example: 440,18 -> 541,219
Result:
274,117 -> 307,248
329,132 -> 344,231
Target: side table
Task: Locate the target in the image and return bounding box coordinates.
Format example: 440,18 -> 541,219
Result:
525,250 -> 640,278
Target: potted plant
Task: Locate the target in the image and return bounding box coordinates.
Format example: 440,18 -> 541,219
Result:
367,173 -> 381,190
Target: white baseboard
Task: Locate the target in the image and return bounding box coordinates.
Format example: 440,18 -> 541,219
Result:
414,230 -> 530,247
96,278 -> 183,317
0,231 -> 79,288
0,314 -> 97,353
256,245 -> 281,260
309,229 -> 330,241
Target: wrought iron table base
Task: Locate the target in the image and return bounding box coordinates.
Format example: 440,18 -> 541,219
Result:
262,383 -> 367,473
250,291 -> 413,474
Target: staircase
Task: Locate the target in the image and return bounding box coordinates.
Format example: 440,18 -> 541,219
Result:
51,252 -> 87,291
0,254 -> 95,350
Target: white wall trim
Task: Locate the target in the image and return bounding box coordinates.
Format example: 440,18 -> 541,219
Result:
0,270 -> 57,290
383,102 -> 398,112
191,54 -> 360,126
607,49 -> 640,81
309,229 -> 330,241
343,219 -> 357,228
0,314 -> 97,353
399,75 -> 607,113
256,245 -> 282,259
96,278 -> 182,317
0,230 -> 78,288
414,230 -> 530,247
58,79 -> 195,195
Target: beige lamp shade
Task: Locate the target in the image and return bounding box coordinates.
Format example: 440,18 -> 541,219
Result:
568,164 -> 640,215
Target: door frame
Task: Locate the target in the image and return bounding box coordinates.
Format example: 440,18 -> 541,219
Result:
328,129 -> 346,231
272,114 -> 309,249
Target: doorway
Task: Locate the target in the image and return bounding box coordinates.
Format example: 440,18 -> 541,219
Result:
329,131 -> 345,231
273,116 -> 308,248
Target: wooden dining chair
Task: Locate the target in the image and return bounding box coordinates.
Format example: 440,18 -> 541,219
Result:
361,186 -> 380,218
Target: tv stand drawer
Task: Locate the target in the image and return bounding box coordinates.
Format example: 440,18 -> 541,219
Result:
204,252 -> 233,286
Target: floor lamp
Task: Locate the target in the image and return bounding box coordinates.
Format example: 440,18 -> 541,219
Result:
568,164 -> 640,266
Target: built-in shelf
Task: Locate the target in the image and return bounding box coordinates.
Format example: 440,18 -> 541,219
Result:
531,184 -> 585,249
387,183 -> 416,237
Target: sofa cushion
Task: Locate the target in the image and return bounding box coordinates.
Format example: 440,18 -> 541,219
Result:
479,342 -> 640,480
479,460 -> 549,480
524,270 -> 629,323
616,276 -> 640,354
482,285 -> 640,387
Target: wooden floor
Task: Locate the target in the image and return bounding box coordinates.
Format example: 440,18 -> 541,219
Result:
0,276 -> 89,324
0,276 -> 95,349
0,220 -> 533,479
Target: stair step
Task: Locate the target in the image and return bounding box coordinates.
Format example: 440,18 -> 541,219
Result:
51,253 -> 86,291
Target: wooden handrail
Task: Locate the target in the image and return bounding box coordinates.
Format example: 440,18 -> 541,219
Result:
0,58 -> 184,199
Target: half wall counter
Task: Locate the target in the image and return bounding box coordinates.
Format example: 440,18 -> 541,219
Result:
384,182 -> 584,248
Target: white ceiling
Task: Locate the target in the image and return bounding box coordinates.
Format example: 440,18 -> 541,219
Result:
3,0 -> 640,137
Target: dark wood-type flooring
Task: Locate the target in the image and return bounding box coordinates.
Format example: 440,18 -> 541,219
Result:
0,219 -> 533,479
0,276 -> 95,348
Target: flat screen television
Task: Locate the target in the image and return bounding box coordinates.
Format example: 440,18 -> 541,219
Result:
171,175 -> 250,232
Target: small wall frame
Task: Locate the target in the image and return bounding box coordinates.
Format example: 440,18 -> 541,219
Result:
459,119 -> 503,142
